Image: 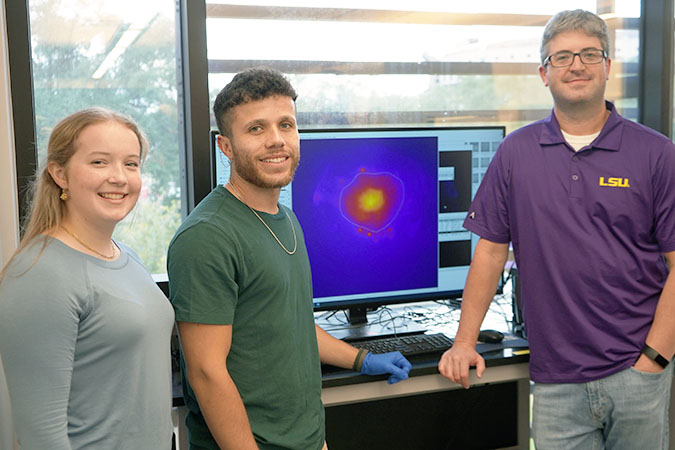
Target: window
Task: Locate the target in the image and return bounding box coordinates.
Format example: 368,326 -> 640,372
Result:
206,1 -> 641,134
28,0 -> 180,273
7,0 -> 649,274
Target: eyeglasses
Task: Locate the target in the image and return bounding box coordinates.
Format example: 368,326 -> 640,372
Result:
543,49 -> 607,68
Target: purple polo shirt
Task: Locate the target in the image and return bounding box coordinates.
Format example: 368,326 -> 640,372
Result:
465,102 -> 675,383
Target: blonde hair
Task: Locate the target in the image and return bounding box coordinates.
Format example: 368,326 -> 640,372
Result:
0,107 -> 148,283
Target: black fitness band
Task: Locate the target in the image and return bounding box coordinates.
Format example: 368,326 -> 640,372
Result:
641,344 -> 670,368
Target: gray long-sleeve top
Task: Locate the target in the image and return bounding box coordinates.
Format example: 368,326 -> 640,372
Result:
0,237 -> 174,449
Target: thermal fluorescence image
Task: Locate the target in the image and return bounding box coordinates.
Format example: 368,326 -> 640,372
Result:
293,136 -> 438,299
339,170 -> 404,234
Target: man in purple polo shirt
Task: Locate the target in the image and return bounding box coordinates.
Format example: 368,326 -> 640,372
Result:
439,9 -> 675,449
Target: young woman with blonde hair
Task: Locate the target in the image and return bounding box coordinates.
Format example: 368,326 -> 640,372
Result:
0,107 -> 174,449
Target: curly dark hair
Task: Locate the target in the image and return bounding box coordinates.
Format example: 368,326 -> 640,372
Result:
213,67 -> 298,138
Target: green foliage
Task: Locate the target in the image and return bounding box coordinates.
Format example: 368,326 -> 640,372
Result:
31,36 -> 180,205
113,198 -> 181,274
29,2 -> 182,274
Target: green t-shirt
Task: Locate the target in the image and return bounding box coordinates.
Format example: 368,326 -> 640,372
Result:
167,186 -> 324,450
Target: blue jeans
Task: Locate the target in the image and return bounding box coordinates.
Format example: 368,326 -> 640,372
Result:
532,363 -> 674,450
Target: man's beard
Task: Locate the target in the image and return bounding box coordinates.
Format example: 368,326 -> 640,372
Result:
230,146 -> 300,189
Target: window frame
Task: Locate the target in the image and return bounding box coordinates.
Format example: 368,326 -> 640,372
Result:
638,0 -> 674,134
5,0 -> 674,247
5,0 -> 36,224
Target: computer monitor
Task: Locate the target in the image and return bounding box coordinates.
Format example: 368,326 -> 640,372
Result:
211,126 -> 505,325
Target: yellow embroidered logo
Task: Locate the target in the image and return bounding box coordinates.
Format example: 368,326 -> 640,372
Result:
599,177 -> 630,188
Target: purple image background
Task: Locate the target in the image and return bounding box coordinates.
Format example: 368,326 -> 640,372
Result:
292,136 -> 438,299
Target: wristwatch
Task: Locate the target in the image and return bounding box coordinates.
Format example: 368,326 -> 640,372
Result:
641,344 -> 670,368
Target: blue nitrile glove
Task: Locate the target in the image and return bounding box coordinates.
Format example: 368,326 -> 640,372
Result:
360,351 -> 412,384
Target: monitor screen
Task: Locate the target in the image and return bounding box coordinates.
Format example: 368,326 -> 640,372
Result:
211,126 -> 504,319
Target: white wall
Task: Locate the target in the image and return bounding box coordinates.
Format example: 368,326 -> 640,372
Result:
0,2 -> 20,449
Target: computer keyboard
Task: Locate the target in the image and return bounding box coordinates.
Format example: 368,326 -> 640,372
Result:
351,333 -> 453,358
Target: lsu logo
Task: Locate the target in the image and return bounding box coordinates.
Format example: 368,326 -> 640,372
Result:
599,177 -> 630,188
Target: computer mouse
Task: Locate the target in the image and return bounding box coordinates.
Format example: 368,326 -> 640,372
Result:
478,329 -> 504,344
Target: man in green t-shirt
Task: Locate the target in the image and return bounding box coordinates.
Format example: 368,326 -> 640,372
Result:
167,67 -> 412,450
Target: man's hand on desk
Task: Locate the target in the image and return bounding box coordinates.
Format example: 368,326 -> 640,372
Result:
361,351 -> 412,384
437,342 -> 485,389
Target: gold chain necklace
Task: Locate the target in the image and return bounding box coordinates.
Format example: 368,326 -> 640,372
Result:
61,226 -> 117,260
227,183 -> 297,255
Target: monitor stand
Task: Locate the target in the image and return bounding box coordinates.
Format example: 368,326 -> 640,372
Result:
327,306 -> 427,342
347,306 -> 368,325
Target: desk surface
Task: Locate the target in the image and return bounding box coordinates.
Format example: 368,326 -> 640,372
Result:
172,338 -> 529,406
318,296 -> 527,387
321,334 -> 529,389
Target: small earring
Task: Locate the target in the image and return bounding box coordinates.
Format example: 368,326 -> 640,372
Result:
60,189 -> 68,201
